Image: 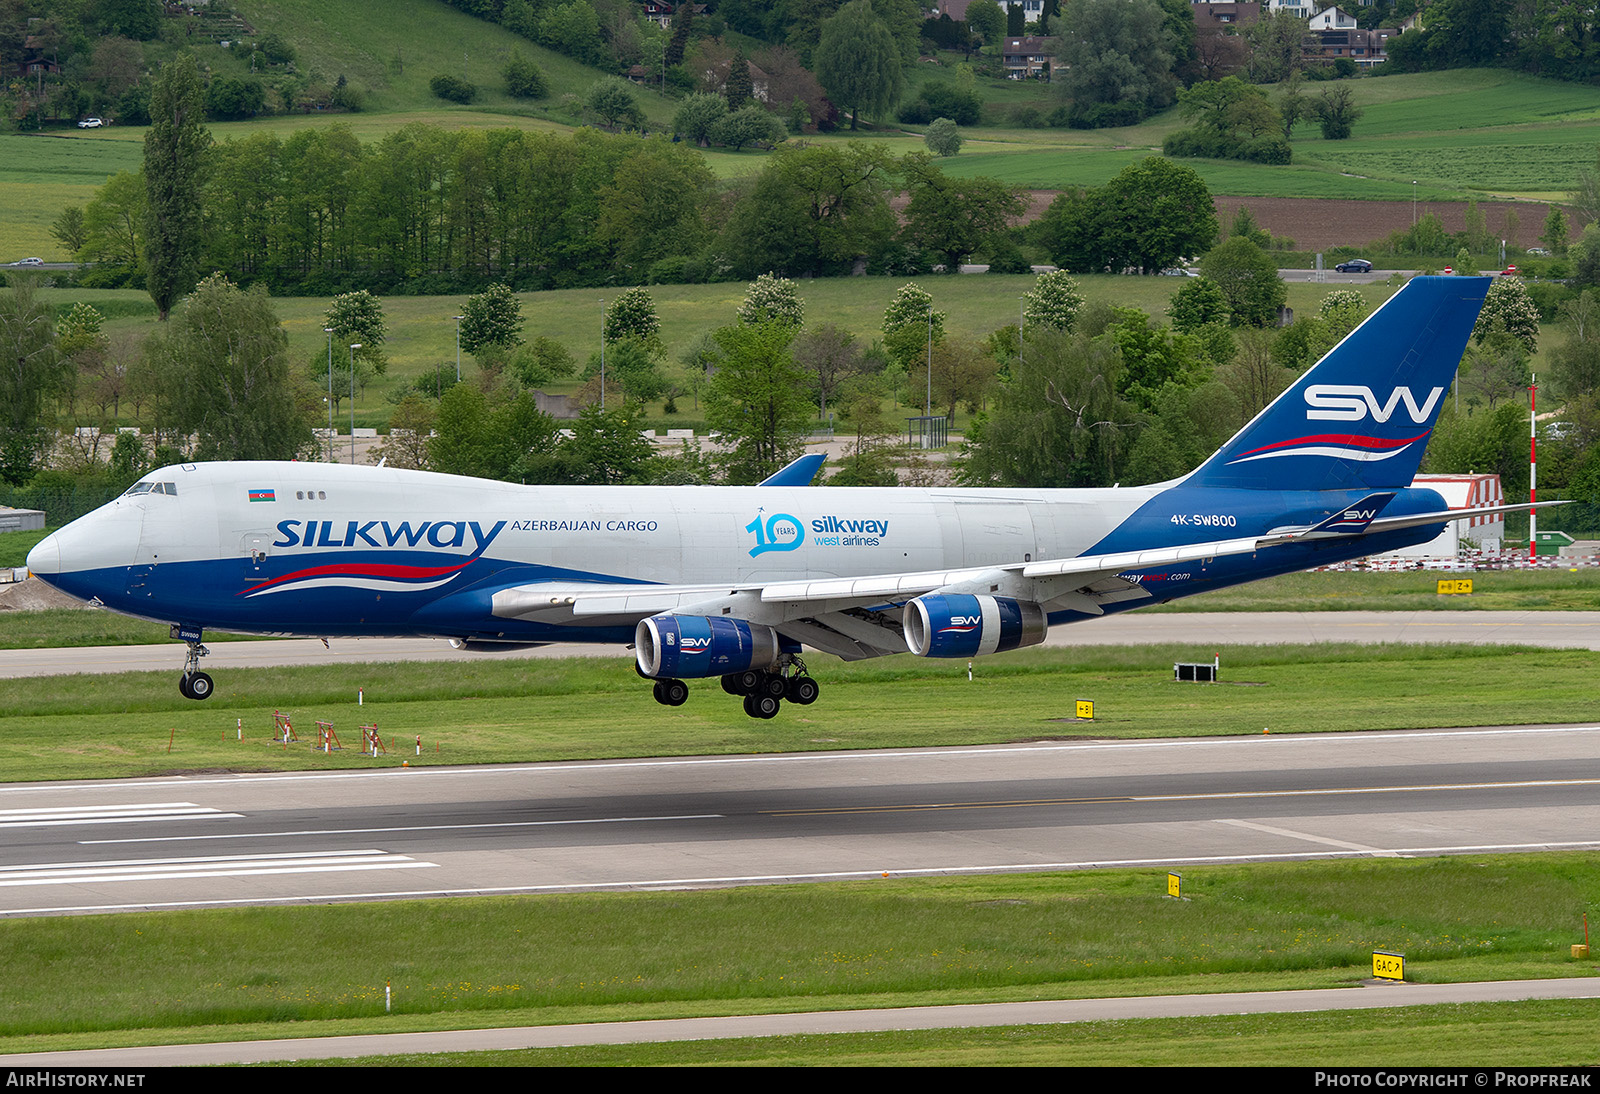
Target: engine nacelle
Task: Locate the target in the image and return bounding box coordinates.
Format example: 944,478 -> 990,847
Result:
903,594 -> 1048,659
635,615 -> 782,679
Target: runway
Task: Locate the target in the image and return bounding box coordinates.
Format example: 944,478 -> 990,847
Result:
6,610 -> 1600,678
1,724 -> 1596,917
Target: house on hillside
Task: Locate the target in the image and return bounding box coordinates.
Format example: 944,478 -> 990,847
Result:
1002,36 -> 1055,79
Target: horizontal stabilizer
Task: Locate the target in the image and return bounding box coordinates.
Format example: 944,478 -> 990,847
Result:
758,453 -> 826,487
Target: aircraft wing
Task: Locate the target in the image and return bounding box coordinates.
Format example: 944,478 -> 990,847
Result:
489,501 -> 1538,659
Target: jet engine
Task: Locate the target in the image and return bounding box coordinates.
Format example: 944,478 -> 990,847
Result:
635,615 -> 782,679
902,593 -> 1048,659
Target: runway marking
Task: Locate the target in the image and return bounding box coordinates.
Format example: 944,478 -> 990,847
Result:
79,814 -> 724,845
0,850 -> 434,888
760,778 -> 1600,817
0,803 -> 241,828
1217,818 -> 1398,855
9,840 -> 1600,916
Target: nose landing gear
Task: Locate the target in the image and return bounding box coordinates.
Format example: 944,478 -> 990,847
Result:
178,638 -> 213,701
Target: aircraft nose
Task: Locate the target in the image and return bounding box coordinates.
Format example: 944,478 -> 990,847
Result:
26,533 -> 59,576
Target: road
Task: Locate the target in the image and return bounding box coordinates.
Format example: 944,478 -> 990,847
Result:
7,610 -> 1600,679
1,723 -> 1596,918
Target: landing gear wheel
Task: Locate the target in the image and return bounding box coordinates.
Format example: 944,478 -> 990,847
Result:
760,671 -> 788,699
178,674 -> 193,699
721,674 -> 744,696
652,680 -> 667,704
743,693 -> 780,719
660,678 -> 688,706
735,669 -> 763,696
785,675 -> 819,705
184,672 -> 213,701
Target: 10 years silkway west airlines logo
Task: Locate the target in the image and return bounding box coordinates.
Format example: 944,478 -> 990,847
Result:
746,510 -> 891,557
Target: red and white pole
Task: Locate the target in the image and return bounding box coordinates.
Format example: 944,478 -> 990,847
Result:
1529,375 -> 1537,560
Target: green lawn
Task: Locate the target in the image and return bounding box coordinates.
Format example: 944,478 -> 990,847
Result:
0,641 -> 1597,781
0,855 -> 1594,1061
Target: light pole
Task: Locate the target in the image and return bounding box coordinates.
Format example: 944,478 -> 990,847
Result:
599,298 -> 606,410
925,304 -> 934,420
1412,180 -> 1417,226
453,315 -> 464,382
349,344 -> 362,465
323,326 -> 334,462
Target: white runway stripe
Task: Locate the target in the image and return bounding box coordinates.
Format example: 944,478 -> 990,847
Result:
0,849 -> 434,887
0,802 -> 242,828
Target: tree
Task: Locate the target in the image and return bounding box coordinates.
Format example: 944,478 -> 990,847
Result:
705,321 -> 813,483
1055,0 -> 1176,128
710,104 -> 788,151
80,171 -> 145,270
899,154 -> 1024,273
584,77 -> 645,131
1036,157 -> 1218,275
674,92 -> 728,147
1542,206 -> 1570,255
737,274 -> 805,328
584,338 -> 666,404
959,324 -> 1135,488
720,142 -> 899,278
1199,237 -> 1287,327
326,291 -> 387,361
1245,9 -> 1309,83
50,206 -> 87,255
814,0 -> 904,130
503,53 -> 549,99
552,403 -> 656,484
1023,271 -> 1085,332
882,282 -> 945,372
965,0 -> 1005,45
143,55 -> 210,320
924,117 -> 962,157
459,284 -> 524,356
793,323 -> 867,419
1312,85 -> 1363,140
141,274 -> 310,460
725,53 -> 754,111
603,287 -> 662,350
429,385 -> 559,481
0,277 -> 69,484
1167,277 -> 1231,332
1473,277 -> 1540,354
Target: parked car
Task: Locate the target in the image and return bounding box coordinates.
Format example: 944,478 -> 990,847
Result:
1334,259 -> 1372,273
1527,247 -> 1550,257
77,117 -> 103,128
9,257 -> 43,266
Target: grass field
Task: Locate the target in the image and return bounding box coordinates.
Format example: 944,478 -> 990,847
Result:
0,855 -> 1593,1062
0,641 -> 1596,781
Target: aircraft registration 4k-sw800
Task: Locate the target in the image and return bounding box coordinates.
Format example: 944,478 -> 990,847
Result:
28,276 -> 1533,717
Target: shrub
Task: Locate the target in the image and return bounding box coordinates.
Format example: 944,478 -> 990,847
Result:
430,74 -> 477,104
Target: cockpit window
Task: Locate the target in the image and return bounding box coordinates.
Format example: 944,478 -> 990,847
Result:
122,482 -> 177,497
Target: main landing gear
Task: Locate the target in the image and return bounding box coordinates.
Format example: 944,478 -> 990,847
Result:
178,640 -> 213,701
647,657 -> 820,719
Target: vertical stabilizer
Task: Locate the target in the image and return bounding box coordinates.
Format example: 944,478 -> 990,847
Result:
1187,276 -> 1490,491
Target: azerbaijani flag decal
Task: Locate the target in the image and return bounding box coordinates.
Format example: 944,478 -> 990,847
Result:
248,488 -> 276,502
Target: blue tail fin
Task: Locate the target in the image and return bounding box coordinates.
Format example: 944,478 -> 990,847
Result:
1187,276 -> 1490,492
